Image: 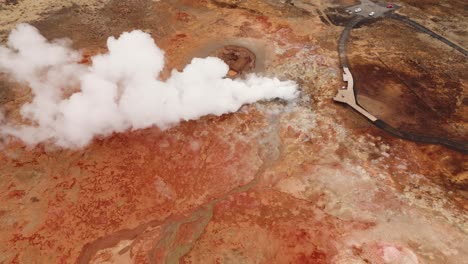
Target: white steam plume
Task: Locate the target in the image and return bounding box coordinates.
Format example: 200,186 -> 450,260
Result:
0,24 -> 298,148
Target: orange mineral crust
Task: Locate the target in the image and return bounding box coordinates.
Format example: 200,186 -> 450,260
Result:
1,109 -> 267,262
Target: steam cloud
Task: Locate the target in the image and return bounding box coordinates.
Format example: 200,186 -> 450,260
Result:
0,24 -> 298,148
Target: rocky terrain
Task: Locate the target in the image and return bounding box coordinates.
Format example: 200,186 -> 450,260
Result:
0,0 -> 466,263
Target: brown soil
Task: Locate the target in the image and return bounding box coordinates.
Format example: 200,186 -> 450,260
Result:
348,18 -> 467,143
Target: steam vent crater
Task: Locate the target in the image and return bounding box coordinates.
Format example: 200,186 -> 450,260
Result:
211,45 -> 256,78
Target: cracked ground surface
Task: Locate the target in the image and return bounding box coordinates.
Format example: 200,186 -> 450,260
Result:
0,0 -> 467,263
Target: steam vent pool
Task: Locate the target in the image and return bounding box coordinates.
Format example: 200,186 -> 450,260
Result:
211,45 -> 256,78
0,0 -> 467,263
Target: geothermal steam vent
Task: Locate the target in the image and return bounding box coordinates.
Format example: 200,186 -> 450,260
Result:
0,24 -> 299,148
210,45 -> 256,78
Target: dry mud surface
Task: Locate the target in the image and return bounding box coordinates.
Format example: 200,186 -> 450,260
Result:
348,18 -> 467,144
0,0 -> 467,263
